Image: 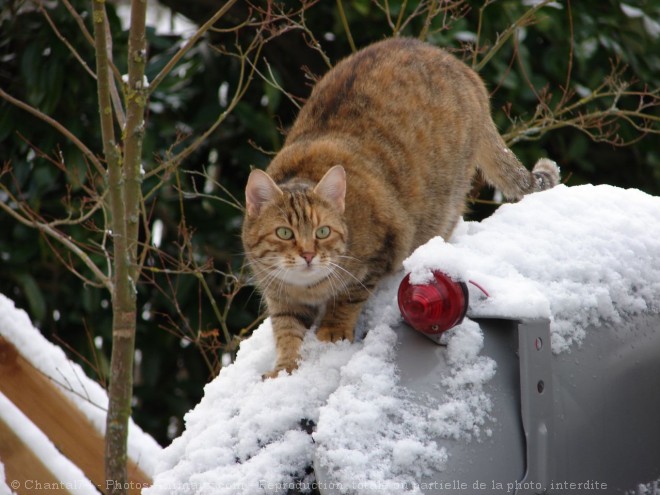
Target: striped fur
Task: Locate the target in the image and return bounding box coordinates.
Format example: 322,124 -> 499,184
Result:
242,38 -> 560,378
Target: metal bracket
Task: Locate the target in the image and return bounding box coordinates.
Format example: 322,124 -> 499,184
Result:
516,319 -> 555,494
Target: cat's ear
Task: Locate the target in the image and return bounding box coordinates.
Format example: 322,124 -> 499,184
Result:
314,165 -> 346,213
245,169 -> 282,217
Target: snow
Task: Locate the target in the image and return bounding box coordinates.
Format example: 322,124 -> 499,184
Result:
632,479 -> 660,495
0,294 -> 161,477
404,184 -> 660,353
144,319 -> 358,494
0,464 -> 16,495
121,74 -> 150,89
0,394 -> 99,494
116,1 -> 197,37
147,185 -> 660,493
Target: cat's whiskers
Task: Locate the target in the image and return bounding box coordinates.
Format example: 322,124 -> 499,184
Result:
248,256 -> 279,281
327,261 -> 372,296
325,265 -> 353,306
336,254 -> 364,264
245,259 -> 281,286
321,265 -> 343,306
261,266 -> 289,302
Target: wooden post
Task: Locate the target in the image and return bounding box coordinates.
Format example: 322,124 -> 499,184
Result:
0,337 -> 152,494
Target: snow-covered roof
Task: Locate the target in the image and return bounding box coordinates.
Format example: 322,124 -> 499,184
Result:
0,295 -> 162,481
145,184 -> 660,494
0,393 -> 98,494
0,466 -> 13,495
405,183 -> 660,352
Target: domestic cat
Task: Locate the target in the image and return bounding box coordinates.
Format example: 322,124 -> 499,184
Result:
242,38 -> 559,378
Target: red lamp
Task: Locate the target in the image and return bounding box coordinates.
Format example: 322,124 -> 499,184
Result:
397,271 -> 469,335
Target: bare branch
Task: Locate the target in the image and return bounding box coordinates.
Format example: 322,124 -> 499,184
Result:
180,168 -> 245,213
419,0 -> 438,41
103,11 -> 127,130
60,0 -> 95,46
474,0 -> 554,72
58,0 -> 126,125
295,5 -> 333,69
336,0 -> 356,52
39,2 -> 96,80
0,88 -> 104,175
0,183 -> 111,290
395,0 -> 410,33
148,0 -> 240,94
122,0 -> 149,283
249,58 -> 304,110
502,81 -> 659,146
558,0 -> 575,109
153,39 -> 263,173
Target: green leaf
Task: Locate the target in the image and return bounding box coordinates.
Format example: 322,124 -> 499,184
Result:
13,272 -> 47,323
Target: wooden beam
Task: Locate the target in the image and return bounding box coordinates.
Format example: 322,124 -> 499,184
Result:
0,337 -> 151,494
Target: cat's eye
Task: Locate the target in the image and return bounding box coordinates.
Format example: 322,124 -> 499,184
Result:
275,227 -> 294,240
316,226 -> 331,239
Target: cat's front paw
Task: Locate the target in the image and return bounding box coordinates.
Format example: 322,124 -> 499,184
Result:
262,362 -> 298,380
316,325 -> 353,343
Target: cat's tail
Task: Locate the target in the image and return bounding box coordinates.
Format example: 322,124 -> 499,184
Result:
475,128 -> 561,200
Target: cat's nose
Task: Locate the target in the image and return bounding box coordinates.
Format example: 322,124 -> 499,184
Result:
301,252 -> 315,265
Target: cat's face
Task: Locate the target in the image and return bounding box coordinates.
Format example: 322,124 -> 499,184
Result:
242,166 -> 348,288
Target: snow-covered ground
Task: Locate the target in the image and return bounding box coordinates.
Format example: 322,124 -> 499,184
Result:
145,184 -> 660,494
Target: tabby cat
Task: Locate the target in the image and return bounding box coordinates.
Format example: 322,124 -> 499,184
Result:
242,38 -> 559,378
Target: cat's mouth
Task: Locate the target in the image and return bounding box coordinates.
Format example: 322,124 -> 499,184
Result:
275,263 -> 330,286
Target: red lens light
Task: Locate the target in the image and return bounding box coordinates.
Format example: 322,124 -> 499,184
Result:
397,271 -> 468,334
